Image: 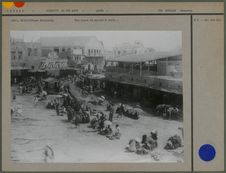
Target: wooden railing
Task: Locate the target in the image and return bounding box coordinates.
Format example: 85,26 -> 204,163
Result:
105,72 -> 182,94
106,67 -> 157,76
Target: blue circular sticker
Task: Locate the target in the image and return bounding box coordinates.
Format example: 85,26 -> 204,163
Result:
199,144 -> 216,161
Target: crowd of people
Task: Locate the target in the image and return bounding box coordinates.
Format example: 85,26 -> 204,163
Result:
125,129 -> 158,155
15,77 -> 42,95
156,104 -> 181,120
42,75 -> 123,141
12,74 -> 184,160
116,103 -> 140,120
46,91 -> 91,126
89,111 -> 122,140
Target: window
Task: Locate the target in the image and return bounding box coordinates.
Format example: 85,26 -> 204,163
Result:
28,48 -> 32,56
18,51 -> 23,60
54,48 -> 59,54
41,49 -> 51,57
11,51 -> 16,60
33,49 -> 38,56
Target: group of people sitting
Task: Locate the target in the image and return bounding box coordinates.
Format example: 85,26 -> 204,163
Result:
46,91 -> 91,126
61,94 -> 91,125
46,98 -> 58,109
39,90 -> 48,100
164,135 -> 182,150
116,103 -> 139,120
125,129 -> 158,155
66,105 -> 90,126
90,112 -> 122,140
17,77 -> 40,95
46,96 -> 67,117
90,112 -> 108,129
156,104 -> 181,120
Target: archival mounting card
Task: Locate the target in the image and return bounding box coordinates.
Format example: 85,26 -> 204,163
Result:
1,1 -> 224,172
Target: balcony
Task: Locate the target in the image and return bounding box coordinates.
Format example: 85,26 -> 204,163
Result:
105,67 -> 182,94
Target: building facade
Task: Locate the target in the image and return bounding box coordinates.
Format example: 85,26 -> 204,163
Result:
104,51 -> 182,107
10,36 -> 105,79
113,41 -> 155,58
10,38 -> 42,68
38,36 -> 105,71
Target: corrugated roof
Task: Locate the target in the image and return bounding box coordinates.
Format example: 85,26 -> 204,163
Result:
38,36 -> 97,47
107,51 -> 182,63
11,66 -> 29,70
87,74 -> 105,79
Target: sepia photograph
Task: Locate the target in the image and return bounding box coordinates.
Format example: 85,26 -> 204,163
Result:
10,31 -> 183,163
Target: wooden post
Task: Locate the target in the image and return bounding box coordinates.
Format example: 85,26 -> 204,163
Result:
140,62 -> 142,76
148,61 -> 150,72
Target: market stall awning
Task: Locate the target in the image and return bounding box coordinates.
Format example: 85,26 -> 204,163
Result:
43,77 -> 57,83
28,69 -> 46,72
87,74 -> 105,80
11,66 -> 29,70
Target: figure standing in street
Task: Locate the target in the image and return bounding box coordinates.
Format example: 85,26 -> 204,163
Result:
55,101 -> 60,116
108,104 -> 114,122
114,90 -> 117,98
34,96 -> 39,107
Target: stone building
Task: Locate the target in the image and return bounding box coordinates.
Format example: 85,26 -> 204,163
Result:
38,36 -> 105,71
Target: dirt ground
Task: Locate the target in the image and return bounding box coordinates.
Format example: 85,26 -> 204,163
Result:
11,88 -> 184,163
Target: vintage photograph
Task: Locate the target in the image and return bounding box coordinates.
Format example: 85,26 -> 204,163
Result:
10,31 -> 183,163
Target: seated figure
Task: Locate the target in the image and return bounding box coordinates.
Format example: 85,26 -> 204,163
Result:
100,124 -> 112,135
125,138 -> 141,152
147,129 -> 158,150
108,124 -> 121,140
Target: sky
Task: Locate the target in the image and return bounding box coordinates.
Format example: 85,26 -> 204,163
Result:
10,31 -> 182,51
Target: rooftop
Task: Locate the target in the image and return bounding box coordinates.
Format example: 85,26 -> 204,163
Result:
107,51 -> 182,63
38,36 -> 99,47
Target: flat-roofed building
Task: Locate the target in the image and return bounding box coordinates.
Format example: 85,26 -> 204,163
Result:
113,41 -> 155,58
38,36 -> 105,71
10,38 -> 42,67
105,50 -> 182,107
10,38 -> 43,81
